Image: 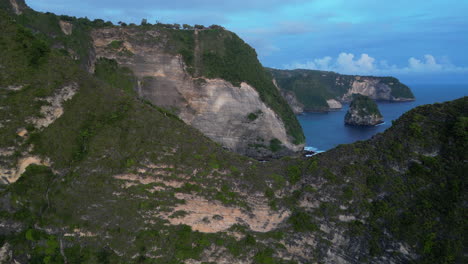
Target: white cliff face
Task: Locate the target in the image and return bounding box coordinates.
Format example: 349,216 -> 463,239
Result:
342,77 -> 392,102
184,79 -> 301,154
8,0 -> 22,15
326,99 -> 342,110
280,89 -> 304,114
59,20 -> 73,35
91,28 -> 303,157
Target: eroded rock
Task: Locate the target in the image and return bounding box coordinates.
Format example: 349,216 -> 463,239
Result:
91,28 -> 303,158
326,99 -> 342,110
160,193 -> 290,233
29,83 -> 78,129
9,0 -> 22,15
59,20 -> 73,35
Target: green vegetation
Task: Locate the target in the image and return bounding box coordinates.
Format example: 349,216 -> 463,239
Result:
268,68 -> 414,111
269,138 -> 283,152
247,110 -> 262,121
94,58 -> 137,95
107,40 -> 124,49
347,93 -> 383,117
288,211 -> 319,232
0,2 -> 466,264
163,28 -> 305,144
380,76 -> 415,98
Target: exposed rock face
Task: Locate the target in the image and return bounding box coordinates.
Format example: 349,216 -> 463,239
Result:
59,20 -> 73,35
91,27 -> 303,158
0,243 -> 12,263
0,156 -> 51,184
341,76 -> 407,102
345,94 -> 383,126
326,99 -> 342,110
280,89 -> 304,114
8,0 -> 23,15
268,68 -> 414,112
28,83 -> 78,129
161,193 -> 290,233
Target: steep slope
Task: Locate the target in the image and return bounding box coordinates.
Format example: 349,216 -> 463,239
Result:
1,0 -> 304,158
0,2 -> 466,264
268,68 -> 415,112
345,94 -> 384,126
91,27 -> 304,158
0,12 -> 297,263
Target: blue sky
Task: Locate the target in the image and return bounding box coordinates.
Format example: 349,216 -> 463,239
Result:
28,0 -> 468,84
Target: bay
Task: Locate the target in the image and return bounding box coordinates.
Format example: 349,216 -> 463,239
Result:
298,84 -> 468,152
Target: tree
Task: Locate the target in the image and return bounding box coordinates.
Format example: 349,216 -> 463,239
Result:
209,24 -> 224,30
141,18 -> 148,26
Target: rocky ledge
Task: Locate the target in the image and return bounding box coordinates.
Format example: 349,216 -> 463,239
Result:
345,94 -> 384,126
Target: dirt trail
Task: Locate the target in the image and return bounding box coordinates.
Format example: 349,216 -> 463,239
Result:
193,29 -> 202,77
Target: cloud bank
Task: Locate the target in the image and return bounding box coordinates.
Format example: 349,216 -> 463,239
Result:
284,53 -> 468,76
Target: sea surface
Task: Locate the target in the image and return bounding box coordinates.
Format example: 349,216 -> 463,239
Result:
298,84 -> 467,152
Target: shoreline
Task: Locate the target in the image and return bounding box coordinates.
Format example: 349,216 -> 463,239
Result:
296,98 -> 416,114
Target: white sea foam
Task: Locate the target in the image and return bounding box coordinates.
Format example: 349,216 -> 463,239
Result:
375,121 -> 386,127
304,146 -> 325,157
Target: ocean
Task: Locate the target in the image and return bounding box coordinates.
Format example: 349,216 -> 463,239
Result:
298,84 -> 468,152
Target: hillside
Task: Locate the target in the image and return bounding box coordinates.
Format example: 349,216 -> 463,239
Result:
0,1 -> 467,264
1,0 -> 304,158
267,68 -> 415,112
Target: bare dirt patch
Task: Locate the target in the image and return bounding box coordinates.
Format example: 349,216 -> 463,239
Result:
160,193 -> 289,233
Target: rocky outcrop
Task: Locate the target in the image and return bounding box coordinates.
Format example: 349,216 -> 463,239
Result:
280,89 -> 304,114
326,99 -> 342,110
8,0 -> 24,15
341,76 -> 411,102
161,193 -> 290,233
345,94 -> 383,126
0,156 -> 51,184
91,27 -> 303,158
268,68 -> 414,112
59,20 -> 73,35
28,83 -> 78,129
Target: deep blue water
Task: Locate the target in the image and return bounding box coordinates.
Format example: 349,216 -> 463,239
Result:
298,84 -> 467,152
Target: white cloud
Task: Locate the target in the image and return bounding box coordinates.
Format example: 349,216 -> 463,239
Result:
284,53 -> 468,75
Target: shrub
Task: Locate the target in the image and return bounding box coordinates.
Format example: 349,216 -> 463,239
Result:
288,211 -> 318,232
269,138 -> 283,152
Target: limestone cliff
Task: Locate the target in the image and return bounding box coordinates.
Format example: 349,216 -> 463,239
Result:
91,27 -> 303,158
2,0 -> 27,15
280,89 -> 304,114
341,76 -> 412,102
268,68 -> 414,112
345,94 -> 384,126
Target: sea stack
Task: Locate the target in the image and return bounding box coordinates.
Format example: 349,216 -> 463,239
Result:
345,94 -> 384,126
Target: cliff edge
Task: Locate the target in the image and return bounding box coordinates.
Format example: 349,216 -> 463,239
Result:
1,0 -> 305,158
268,68 -> 415,113
90,27 -> 304,158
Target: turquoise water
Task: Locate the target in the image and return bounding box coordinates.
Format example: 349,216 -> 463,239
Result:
298,84 -> 468,152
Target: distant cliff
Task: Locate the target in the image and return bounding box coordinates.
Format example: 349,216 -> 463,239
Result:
345,94 -> 384,126
267,68 -> 415,113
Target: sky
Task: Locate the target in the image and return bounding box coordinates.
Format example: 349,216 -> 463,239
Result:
27,0 -> 468,84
